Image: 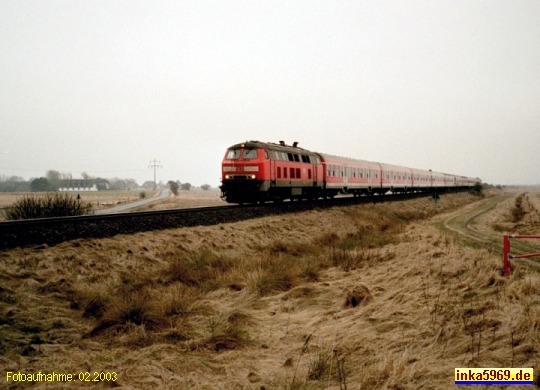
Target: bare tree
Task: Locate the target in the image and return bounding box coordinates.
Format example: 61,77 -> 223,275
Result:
46,170 -> 61,190
81,172 -> 92,181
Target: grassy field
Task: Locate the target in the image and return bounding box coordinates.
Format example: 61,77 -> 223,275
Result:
0,188 -> 223,217
0,190 -> 165,220
1,189 -> 539,389
0,190 -> 152,208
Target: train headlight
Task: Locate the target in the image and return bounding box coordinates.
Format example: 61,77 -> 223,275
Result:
225,175 -> 230,180
251,174 -> 256,179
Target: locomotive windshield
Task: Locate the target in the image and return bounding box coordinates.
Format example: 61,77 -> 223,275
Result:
226,149 -> 241,159
242,149 -> 258,159
226,148 -> 258,160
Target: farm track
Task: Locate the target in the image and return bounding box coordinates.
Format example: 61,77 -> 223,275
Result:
441,193 -> 513,250
0,191 -> 445,250
440,192 -> 540,269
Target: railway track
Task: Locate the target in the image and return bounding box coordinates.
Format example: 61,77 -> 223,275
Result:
0,190 -> 456,251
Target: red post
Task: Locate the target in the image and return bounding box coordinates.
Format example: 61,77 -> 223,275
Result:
503,235 -> 511,276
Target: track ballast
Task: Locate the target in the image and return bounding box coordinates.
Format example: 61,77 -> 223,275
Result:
0,191 -> 452,250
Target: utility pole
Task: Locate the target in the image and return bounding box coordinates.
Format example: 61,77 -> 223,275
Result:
148,158 -> 162,190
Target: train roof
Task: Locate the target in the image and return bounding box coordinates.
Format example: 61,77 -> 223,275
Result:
318,153 -> 380,167
225,141 -> 481,182
226,140 -> 320,156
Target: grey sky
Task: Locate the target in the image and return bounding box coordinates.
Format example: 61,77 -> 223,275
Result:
1,0 -> 539,186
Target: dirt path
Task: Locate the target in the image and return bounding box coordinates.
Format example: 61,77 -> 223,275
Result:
439,192 -> 513,250
437,190 -> 540,269
93,189 -> 170,214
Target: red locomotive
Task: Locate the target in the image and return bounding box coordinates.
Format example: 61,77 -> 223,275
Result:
220,140 -> 480,204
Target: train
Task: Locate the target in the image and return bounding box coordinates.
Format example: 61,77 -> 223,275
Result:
220,140 -> 480,204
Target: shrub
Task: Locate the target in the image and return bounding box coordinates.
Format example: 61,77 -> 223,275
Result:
511,194 -> 526,223
469,182 -> 484,197
248,254 -> 302,296
86,289 -> 168,337
203,310 -> 253,351
163,250 -> 235,290
5,193 -> 92,220
307,346 -> 334,381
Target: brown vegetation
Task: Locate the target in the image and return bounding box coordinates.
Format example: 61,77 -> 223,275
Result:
1,190 -> 539,389
4,193 -> 92,220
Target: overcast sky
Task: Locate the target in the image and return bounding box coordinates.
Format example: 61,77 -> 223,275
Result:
1,0 -> 539,187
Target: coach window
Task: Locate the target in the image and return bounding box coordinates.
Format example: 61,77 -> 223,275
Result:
308,169 -> 312,179
284,168 -> 288,179
296,168 -> 301,178
290,168 -> 295,178
277,167 -> 281,178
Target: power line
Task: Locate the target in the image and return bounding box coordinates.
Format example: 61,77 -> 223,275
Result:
148,158 -> 162,190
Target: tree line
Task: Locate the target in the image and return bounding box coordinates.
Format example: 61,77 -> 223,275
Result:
0,171 -> 139,192
0,171 -> 212,192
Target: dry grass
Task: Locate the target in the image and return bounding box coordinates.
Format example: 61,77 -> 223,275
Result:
0,190 -> 161,220
1,191 -> 540,389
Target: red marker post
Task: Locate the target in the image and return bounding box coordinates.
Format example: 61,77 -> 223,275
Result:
503,235 -> 540,276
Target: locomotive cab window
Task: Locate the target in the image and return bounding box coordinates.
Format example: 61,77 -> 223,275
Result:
242,149 -> 258,159
226,149 -> 241,159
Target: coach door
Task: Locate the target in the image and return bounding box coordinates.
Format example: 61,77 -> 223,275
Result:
269,155 -> 276,182
311,159 -> 316,186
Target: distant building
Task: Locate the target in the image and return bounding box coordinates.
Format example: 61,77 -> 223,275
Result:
58,179 -> 109,192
